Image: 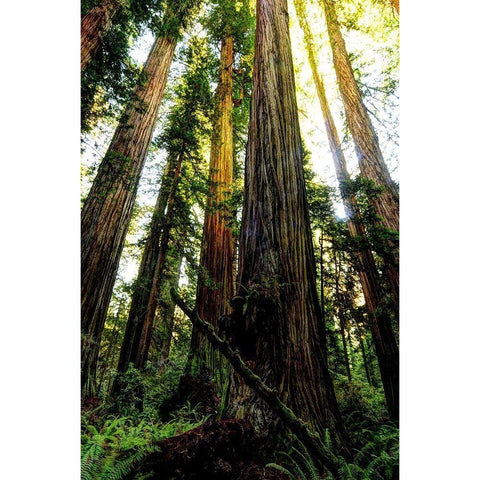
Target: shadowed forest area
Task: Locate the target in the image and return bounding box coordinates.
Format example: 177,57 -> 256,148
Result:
81,0 -> 399,478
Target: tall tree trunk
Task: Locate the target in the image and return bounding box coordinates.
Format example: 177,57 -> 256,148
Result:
296,0 -> 399,419
97,302 -> 123,393
226,0 -> 347,448
190,35 -> 235,375
334,253 -> 351,383
356,321 -> 372,386
111,154 -> 179,395
81,31 -> 178,398
136,150 -> 185,369
320,0 -> 399,313
156,257 -> 182,374
389,0 -> 399,15
81,0 -> 121,71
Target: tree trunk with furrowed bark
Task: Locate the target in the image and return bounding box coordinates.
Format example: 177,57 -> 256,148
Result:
224,0 -> 347,449
81,27 -> 180,397
190,35 -> 235,376
295,0 -> 398,420
81,0 -> 121,71
320,0 -> 399,316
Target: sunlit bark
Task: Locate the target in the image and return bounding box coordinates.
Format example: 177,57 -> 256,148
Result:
295,0 -> 398,420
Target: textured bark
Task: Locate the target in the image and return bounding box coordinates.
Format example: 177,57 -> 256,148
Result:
81,0 -> 121,71
296,0 -> 398,420
191,35 -> 235,373
320,0 -> 399,314
172,291 -> 343,479
225,0 -> 347,447
81,34 -> 176,397
136,150 -> 185,369
112,155 -> 179,395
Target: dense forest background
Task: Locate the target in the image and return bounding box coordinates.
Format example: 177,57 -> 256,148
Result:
2,1 -> 480,479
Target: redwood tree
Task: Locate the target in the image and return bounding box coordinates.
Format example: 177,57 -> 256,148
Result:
320,0 -> 399,314
295,0 -> 399,420
190,34 -> 235,375
81,1 -> 198,397
225,0 -> 347,447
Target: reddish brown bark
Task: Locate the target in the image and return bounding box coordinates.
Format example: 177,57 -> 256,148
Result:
225,0 -> 347,447
320,0 -> 399,314
295,0 -> 398,419
81,34 -> 176,397
190,35 -> 235,374
81,0 -> 121,71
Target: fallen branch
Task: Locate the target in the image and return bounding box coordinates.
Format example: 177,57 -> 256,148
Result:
171,289 -> 343,479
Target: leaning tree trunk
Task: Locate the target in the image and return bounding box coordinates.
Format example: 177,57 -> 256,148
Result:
190,35 -> 235,376
111,154 -> 180,395
225,0 -> 347,449
320,0 -> 399,315
81,34 -> 177,398
295,0 -> 398,420
81,0 -> 121,71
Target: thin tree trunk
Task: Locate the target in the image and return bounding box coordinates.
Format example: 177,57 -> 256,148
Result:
157,258 -> 182,374
136,149 -> 185,368
111,154 -> 179,396
334,253 -> 351,383
81,0 -> 121,71
320,0 -> 399,313
295,0 -> 398,420
226,0 -> 347,448
97,302 -> 122,392
81,32 -> 177,398
357,324 -> 372,385
190,35 -> 235,375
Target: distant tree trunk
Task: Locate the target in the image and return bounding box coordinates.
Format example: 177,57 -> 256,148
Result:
296,0 -> 398,419
81,0 -> 121,71
81,33 -> 177,398
320,0 -> 399,314
97,302 -> 123,393
111,154 -> 180,396
226,0 -> 347,449
356,323 -> 372,385
190,35 -> 235,375
156,258 -> 182,374
136,150 -> 185,369
334,253 -> 351,383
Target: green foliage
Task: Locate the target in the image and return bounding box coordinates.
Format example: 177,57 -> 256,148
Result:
81,401 -> 209,480
81,417 -> 160,480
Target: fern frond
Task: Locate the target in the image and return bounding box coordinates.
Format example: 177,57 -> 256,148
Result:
265,463 -> 297,480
